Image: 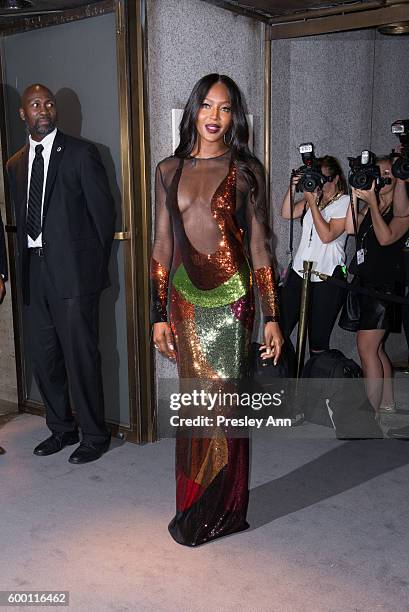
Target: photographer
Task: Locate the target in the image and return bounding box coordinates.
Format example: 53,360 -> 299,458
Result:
280,155 -> 349,354
391,120 -> 409,218
344,156 -> 409,417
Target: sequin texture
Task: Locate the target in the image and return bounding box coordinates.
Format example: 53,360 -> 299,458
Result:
254,266 -> 279,321
150,258 -> 170,323
172,262 -> 250,308
150,154 -> 277,546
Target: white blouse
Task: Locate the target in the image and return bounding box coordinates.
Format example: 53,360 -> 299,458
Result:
292,194 -> 350,282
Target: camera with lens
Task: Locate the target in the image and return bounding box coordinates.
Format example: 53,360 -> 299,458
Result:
294,143 -> 333,193
391,120 -> 409,180
348,150 -> 391,191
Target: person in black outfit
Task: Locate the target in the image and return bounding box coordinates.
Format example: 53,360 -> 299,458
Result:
395,181 -> 409,362
388,176 -> 409,439
0,210 -> 7,304
344,157 -> 409,420
394,175 -> 409,218
6,84 -> 115,463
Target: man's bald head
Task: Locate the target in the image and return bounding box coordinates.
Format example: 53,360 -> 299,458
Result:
19,83 -> 57,142
22,83 -> 55,105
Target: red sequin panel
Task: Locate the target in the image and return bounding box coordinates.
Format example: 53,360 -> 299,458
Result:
254,266 -> 279,320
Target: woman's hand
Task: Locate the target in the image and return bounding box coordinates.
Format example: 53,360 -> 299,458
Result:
152,322 -> 176,360
353,181 -> 377,208
290,172 -> 302,192
260,322 -> 284,366
304,187 -> 321,207
281,174 -> 307,220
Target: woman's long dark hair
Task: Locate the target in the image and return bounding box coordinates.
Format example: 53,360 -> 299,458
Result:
175,74 -> 268,226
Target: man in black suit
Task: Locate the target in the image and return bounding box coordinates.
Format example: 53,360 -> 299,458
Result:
0,211 -> 7,303
6,83 -> 115,463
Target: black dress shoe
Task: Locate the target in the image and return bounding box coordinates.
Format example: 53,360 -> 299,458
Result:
33,431 -> 80,456
388,425 -> 409,439
68,437 -> 111,464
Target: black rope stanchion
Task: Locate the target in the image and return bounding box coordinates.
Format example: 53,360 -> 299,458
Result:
310,269 -> 409,306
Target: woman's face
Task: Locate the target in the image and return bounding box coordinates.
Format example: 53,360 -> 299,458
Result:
321,165 -> 338,195
195,81 -> 232,147
378,159 -> 396,197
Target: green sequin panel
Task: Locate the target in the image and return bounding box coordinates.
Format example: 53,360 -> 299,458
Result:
172,263 -> 250,308
194,303 -> 250,379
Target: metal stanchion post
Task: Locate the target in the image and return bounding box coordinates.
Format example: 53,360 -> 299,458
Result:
296,260 -> 313,379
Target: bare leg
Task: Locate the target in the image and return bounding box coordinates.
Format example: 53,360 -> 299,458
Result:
357,329 -> 387,412
378,343 -> 395,409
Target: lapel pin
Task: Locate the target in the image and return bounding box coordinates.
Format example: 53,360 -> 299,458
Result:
57,147 -> 62,152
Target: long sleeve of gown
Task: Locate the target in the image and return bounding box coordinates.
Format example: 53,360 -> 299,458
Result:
150,163 -> 173,324
245,163 -> 279,323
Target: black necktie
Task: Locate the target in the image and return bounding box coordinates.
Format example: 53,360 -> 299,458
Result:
26,144 -> 44,241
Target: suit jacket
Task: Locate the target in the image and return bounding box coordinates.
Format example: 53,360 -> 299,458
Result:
0,210 -> 7,282
6,130 -> 115,303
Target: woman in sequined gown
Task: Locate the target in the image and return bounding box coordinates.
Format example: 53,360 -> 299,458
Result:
150,74 -> 283,546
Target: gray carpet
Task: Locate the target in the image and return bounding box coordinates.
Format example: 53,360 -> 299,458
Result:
1,414 -> 409,612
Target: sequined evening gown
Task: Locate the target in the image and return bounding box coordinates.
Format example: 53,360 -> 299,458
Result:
150,152 -> 279,546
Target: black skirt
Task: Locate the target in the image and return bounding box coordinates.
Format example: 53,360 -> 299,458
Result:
339,279 -> 402,333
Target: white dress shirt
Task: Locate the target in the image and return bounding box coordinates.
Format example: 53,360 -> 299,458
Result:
27,128 -> 57,248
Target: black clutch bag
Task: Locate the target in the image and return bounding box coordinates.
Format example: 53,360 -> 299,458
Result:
250,336 -> 296,381
338,276 -> 361,332
248,337 -> 296,419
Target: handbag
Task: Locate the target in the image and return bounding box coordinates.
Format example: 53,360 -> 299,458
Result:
338,276 -> 361,332
250,336 -> 296,380
248,337 -> 296,419
338,190 -> 362,332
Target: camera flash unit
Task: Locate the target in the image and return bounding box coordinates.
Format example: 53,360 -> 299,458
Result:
392,121 -> 405,135
361,150 -> 370,165
299,143 -> 313,154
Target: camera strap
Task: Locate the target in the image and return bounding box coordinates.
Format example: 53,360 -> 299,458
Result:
288,171 -> 296,264
348,185 -> 359,259
359,205 -> 392,252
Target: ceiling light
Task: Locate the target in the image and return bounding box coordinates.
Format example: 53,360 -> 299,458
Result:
378,21 -> 409,35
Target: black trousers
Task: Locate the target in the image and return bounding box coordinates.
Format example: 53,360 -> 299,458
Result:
279,267 -> 346,352
24,252 -> 109,442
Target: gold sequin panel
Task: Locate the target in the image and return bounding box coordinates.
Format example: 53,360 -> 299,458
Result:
254,266 -> 279,320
